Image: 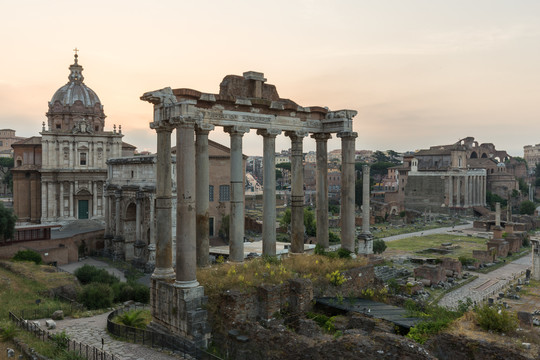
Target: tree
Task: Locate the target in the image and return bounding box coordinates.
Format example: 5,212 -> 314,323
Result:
519,200 -> 535,215
279,207 -> 316,236
0,202 -> 16,241
373,239 -> 387,254
276,162 -> 291,171
373,151 -> 390,163
0,158 -> 13,193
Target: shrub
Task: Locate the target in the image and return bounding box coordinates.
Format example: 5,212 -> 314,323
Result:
475,304 -> 518,333
519,200 -> 535,215
523,236 -> 530,247
51,331 -> 70,351
12,249 -> 42,264
115,309 -> 149,329
328,231 -> 340,243
314,244 -> 325,255
373,239 -> 387,254
78,282 -> 114,309
458,256 -> 475,266
337,247 -> 352,259
0,322 -> 18,341
326,270 -> 346,286
112,281 -> 150,303
74,264 -> 119,285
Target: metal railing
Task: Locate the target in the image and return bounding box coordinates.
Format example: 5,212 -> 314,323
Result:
9,311 -> 117,360
107,306 -> 221,360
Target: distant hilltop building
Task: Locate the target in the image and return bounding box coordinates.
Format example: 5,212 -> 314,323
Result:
12,52 -> 135,223
524,144 -> 540,171
0,129 -> 25,158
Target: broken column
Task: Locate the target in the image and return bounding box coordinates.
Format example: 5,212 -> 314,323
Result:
531,237 -> 540,281
358,164 -> 373,254
488,202 -> 509,257
313,133 -> 331,249
287,131 -> 307,254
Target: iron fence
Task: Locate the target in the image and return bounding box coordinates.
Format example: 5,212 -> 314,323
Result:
9,311 -> 117,360
108,306 -> 222,360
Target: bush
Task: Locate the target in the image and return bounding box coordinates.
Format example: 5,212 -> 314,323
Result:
520,200 -> 536,215
0,322 -> 18,341
475,304 -> 518,333
373,239 -> 387,254
523,236 -> 530,247
337,247 -> 352,259
328,231 -> 340,243
115,309 -> 149,329
78,282 -> 114,309
314,244 -> 325,255
74,264 -> 119,285
112,281 -> 150,304
51,331 -> 70,351
12,249 -> 42,264
458,256 -> 475,266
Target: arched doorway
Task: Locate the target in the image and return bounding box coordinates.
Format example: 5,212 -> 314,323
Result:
470,151 -> 478,158
123,202 -> 136,242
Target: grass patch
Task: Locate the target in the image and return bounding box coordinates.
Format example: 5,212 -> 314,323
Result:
386,234 -> 486,260
197,254 -> 367,298
371,221 -> 458,238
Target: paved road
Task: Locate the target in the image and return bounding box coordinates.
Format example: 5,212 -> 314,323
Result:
438,254 -> 531,309
381,222 -> 473,242
45,311 -> 184,360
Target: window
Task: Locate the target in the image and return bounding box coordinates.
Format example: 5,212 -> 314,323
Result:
219,185 -> 230,201
80,152 -> 87,165
56,124 -> 61,129
209,185 -> 214,202
209,217 -> 214,237
95,125 -> 99,132
0,141 -> 3,146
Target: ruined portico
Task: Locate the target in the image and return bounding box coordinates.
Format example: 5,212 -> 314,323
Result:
141,71 -> 357,343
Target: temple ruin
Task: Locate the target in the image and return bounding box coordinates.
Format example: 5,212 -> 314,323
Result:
141,71 -> 360,343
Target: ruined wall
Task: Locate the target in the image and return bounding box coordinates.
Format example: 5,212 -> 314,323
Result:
404,176 -> 447,212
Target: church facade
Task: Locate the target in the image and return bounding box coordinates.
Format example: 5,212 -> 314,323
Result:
12,53 -> 134,223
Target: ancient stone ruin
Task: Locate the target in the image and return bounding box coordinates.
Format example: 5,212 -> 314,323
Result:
141,71 -> 366,344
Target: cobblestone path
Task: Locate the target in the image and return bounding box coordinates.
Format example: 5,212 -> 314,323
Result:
438,254 -> 531,309
47,312 -> 184,360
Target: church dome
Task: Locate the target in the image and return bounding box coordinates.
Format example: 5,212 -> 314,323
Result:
50,53 -> 102,107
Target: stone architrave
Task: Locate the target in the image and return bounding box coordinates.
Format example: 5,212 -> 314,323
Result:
312,133 -> 331,249
338,131 -> 357,252
195,124 -> 214,267
257,128 -> 281,256
286,130 -> 308,254
225,126 -> 250,262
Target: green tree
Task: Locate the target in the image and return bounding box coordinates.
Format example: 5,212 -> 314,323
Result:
0,202 -> 16,241
276,162 -> 291,171
486,191 -> 507,210
518,178 -> 528,196
279,207 -> 316,236
373,150 -> 390,163
373,239 -> 387,254
519,200 -> 536,215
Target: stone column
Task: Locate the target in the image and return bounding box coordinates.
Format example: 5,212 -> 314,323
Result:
42,141 -> 48,167
464,175 -> 469,207
225,126 -> 249,262
104,190 -> 111,236
258,129 -> 281,256
358,164 -> 373,254
135,191 -> 142,245
59,182 -> 64,218
286,131 -> 307,254
495,202 -> 501,227
448,175 -> 453,207
41,181 -> 47,221
49,182 -> 57,221
456,176 -> 461,207
115,190 -> 122,237
69,182 -> 74,218
175,122 -> 199,287
482,175 -> 487,206
147,193 -> 156,271
68,142 -> 73,168
93,182 -> 97,218
150,124 -> 175,280
338,131 -> 357,252
312,133 -> 331,249
195,124 -> 214,267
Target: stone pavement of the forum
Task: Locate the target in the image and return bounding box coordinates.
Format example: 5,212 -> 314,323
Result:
381,222 -> 473,243
438,255 -> 531,309
46,311 -> 185,360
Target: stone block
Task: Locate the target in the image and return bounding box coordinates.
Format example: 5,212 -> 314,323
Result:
51,310 -> 64,320
257,283 -> 282,320
45,320 -> 56,329
517,311 -> 533,327
414,265 -> 445,284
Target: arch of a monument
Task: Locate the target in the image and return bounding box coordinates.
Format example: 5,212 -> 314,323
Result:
141,72 -> 358,289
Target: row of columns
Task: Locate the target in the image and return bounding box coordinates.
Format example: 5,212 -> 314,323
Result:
151,119 -> 358,289
41,180 -> 105,220
448,174 -> 486,208
42,139 -> 110,169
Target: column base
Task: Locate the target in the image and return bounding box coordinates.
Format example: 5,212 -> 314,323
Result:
174,279 -> 200,288
151,267 -> 176,281
357,233 -> 373,255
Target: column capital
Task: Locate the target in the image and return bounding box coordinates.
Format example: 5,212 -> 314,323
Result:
311,133 -> 332,141
196,122 -> 214,133
257,128 -> 281,138
114,189 -> 122,198
337,131 -> 358,139
136,191 -> 145,201
150,120 -> 175,133
224,125 -> 250,135
285,130 -> 308,139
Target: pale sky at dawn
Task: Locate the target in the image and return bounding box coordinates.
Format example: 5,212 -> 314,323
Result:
1,0 -> 540,156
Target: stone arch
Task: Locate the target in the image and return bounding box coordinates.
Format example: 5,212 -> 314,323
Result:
481,153 -> 488,158
123,202 -> 136,243
470,151 -> 478,159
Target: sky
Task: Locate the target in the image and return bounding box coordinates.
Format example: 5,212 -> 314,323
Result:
1,0 -> 540,156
